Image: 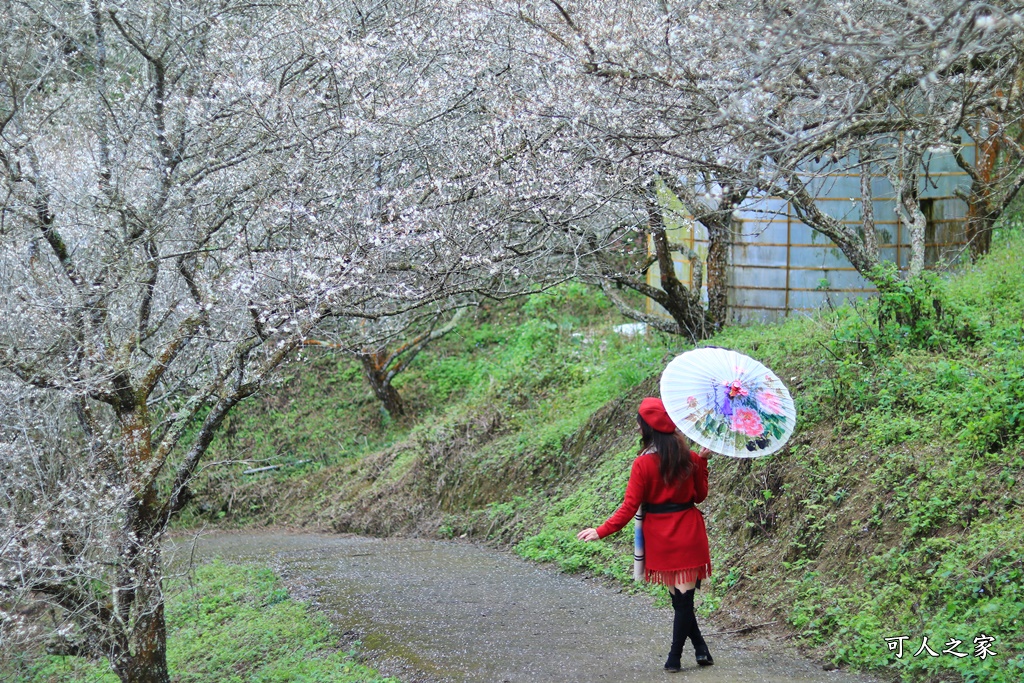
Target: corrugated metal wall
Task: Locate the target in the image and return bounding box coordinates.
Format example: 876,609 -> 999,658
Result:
647,147 -> 974,323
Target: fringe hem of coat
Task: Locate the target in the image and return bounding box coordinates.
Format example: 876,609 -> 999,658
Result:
645,563 -> 712,587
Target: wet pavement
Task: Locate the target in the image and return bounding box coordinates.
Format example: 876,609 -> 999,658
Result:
174,532 -> 887,683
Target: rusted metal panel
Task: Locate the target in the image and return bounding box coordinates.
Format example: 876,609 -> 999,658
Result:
647,145 -> 975,322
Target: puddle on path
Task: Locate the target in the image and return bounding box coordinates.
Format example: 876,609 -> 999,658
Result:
174,531 -> 887,683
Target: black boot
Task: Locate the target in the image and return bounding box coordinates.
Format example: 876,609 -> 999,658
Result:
682,588 -> 714,666
664,588 -> 687,672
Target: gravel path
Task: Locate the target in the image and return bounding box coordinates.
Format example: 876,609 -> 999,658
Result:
180,531 -> 888,683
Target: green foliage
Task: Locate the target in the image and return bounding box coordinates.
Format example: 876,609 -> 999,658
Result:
759,231 -> 1024,682
15,562 -> 396,683
816,234 -> 1024,454
419,354 -> 484,401
515,446 -> 639,583
519,280 -> 612,325
866,259 -> 987,351
184,282 -> 679,527
784,514 -> 1024,682
510,233 -> 1024,682
184,232 -> 1024,682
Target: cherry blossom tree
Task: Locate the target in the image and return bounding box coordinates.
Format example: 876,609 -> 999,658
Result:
4,2 -> 1023,680
494,0 -> 1024,312
302,305 -> 471,417
0,1 -> 560,680
730,0 -> 1024,278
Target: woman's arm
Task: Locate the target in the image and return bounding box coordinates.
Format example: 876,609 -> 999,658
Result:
692,449 -> 710,504
579,456 -> 646,540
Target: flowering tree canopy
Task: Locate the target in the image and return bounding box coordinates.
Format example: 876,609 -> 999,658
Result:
489,0 -> 1024,317
2,1 -> 1024,681
0,1 -> 569,680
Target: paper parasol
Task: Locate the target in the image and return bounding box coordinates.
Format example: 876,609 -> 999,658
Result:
660,347 -> 797,458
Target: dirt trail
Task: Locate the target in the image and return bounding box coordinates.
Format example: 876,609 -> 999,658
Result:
182,532 -> 887,683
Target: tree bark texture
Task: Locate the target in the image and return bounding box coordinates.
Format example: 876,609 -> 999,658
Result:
966,131 -> 1000,259
647,201 -> 707,341
965,209 -> 996,260
902,192 -> 928,278
860,150 -> 879,259
360,351 -> 405,416
704,225 -> 729,329
111,595 -> 171,683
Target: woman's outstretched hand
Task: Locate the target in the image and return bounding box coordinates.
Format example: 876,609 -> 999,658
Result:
577,528 -> 599,542
698,446 -> 713,459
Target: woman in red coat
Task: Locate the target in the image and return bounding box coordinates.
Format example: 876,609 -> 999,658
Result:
577,397 -> 714,672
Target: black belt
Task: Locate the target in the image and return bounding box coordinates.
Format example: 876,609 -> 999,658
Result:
644,501 -> 695,514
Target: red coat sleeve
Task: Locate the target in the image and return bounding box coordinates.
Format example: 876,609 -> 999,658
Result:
596,456 -> 646,539
691,450 -> 709,504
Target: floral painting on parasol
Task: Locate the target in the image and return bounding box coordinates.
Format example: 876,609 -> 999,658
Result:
660,347 -> 797,458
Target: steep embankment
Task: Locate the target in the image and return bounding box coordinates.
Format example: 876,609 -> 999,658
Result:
187,234 -> 1024,683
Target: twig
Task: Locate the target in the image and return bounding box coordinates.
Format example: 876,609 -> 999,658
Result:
242,460 -> 310,475
814,339 -> 841,361
243,465 -> 282,474
704,622 -> 774,638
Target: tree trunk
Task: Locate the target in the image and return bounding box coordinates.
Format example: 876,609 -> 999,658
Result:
107,533 -> 171,683
93,397 -> 173,683
965,209 -> 995,260
647,199 -> 708,341
966,126 -> 1001,260
705,224 -> 729,329
112,601 -> 171,683
359,353 -> 404,416
663,297 -> 707,342
860,150 -> 879,258
965,181 -> 996,260
902,194 -> 927,278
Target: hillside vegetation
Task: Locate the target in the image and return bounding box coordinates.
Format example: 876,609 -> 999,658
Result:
186,230 -> 1024,683
7,562 -> 397,683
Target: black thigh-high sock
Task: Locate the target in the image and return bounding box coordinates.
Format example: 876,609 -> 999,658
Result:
665,588 -> 688,669
683,588 -> 714,664
681,588 -> 697,638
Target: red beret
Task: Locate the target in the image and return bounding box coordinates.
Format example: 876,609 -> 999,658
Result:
639,397 -> 677,434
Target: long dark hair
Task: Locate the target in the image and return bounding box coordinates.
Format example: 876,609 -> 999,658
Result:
638,414 -> 693,487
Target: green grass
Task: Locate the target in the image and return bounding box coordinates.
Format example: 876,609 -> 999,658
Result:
180,280 -> 683,528
764,232 -> 1024,682
183,229 -> 1024,682
11,562 -> 396,683
509,232 -> 1024,681
514,443 -> 640,582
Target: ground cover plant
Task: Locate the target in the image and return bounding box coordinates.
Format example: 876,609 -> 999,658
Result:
182,283 -> 681,530
4,562 -> 396,683
180,229 -> 1024,683
515,231 -> 1024,682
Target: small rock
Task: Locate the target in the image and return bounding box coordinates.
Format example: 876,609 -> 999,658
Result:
822,662 -> 838,671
